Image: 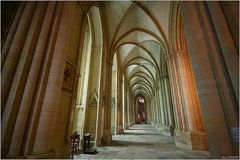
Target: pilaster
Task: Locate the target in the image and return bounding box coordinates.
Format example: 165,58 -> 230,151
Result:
180,1 -> 236,157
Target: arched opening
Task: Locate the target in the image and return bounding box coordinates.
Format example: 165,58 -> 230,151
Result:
83,5 -> 103,146
73,14 -> 92,139
72,5 -> 103,147
135,95 -> 146,124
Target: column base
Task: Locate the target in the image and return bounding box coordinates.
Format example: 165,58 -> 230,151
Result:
116,125 -> 124,134
162,125 -> 175,136
25,150 -> 55,159
151,121 -> 157,125
124,125 -> 129,130
117,128 -> 124,134
6,155 -> 24,159
174,129 -> 209,151
156,124 -> 174,136
53,145 -> 69,158
128,122 -> 134,127
24,145 -> 70,159
101,134 -> 112,145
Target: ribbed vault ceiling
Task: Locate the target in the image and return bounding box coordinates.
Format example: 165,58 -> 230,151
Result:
105,1 -> 170,101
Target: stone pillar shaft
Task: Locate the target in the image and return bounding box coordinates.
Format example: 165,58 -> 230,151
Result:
207,2 -> 239,103
1,2 -> 36,113
1,2 -> 46,157
175,50 -> 196,131
179,1 -> 236,157
22,3 -> 63,155
1,2 -> 26,66
161,79 -> 169,126
152,97 -> 156,123
168,55 -> 184,130
116,70 -> 123,134
32,2 -> 78,154
8,2 -> 56,157
163,77 -> 174,127
166,57 -> 180,130
173,55 -> 188,131
155,89 -> 161,124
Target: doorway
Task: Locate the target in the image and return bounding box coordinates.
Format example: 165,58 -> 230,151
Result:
136,96 -> 146,124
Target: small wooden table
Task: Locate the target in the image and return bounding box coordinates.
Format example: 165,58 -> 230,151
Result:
83,133 -> 91,151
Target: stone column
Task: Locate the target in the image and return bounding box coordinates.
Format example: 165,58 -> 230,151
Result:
164,77 -> 175,135
151,96 -> 156,124
95,57 -> 110,146
149,99 -> 153,124
161,79 -> 169,126
122,78 -> 126,129
116,69 -> 124,134
155,88 -> 160,125
133,97 -> 136,123
1,2 -> 47,157
172,54 -> 187,131
158,81 -> 165,126
175,49 -> 195,131
174,48 -> 208,150
30,2 -> 78,157
22,3 -> 63,156
1,2 -> 26,66
98,58 -> 112,145
127,88 -> 131,126
7,2 -> 56,158
179,1 -> 236,157
153,94 -> 158,124
205,3 -> 239,154
123,77 -> 129,129
1,1 -> 36,113
207,2 -> 239,103
124,83 -> 129,128
126,87 -> 131,127
166,55 -> 181,131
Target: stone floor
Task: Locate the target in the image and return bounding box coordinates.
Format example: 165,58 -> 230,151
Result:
74,124 -> 210,159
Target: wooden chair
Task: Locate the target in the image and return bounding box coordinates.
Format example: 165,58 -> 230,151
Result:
70,132 -> 80,159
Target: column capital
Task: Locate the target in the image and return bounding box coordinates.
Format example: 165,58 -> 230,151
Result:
166,53 -> 176,60
166,49 -> 188,62
174,48 -> 187,57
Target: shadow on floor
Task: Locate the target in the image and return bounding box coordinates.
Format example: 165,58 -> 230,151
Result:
74,148 -> 99,155
128,128 -> 156,130
109,140 -> 153,147
123,132 -> 161,136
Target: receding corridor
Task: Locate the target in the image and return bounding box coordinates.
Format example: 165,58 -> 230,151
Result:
75,124 -> 210,159
1,1 -> 238,159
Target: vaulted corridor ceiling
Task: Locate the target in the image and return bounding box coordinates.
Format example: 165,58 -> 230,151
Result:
106,1 -> 169,100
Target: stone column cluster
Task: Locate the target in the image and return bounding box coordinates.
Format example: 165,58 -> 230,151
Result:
179,1 -> 238,157
166,49 -> 208,150
116,69 -> 124,134
1,2 -> 85,158
149,76 -> 174,136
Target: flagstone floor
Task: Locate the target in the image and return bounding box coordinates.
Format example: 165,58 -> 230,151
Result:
74,124 -> 210,159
